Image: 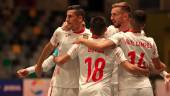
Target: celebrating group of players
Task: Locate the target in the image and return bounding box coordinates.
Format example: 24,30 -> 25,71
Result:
17,2 -> 170,96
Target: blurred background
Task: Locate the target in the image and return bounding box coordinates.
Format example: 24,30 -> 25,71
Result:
0,0 -> 170,96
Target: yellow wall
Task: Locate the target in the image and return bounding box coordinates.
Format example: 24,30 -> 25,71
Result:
147,12 -> 170,70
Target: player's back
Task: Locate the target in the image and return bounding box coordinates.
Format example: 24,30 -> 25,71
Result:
77,37 -> 118,96
115,32 -> 158,89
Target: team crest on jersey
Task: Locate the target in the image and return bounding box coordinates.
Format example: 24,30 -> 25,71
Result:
65,33 -> 71,37
83,33 -> 90,39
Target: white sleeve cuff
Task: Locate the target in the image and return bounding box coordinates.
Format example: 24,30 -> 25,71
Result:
26,66 -> 35,74
160,71 -> 168,78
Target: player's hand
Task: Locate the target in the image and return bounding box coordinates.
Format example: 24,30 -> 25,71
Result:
73,38 -> 85,44
35,64 -> 42,77
61,21 -> 72,31
131,65 -> 149,76
165,73 -> 170,82
164,74 -> 170,91
16,69 -> 29,78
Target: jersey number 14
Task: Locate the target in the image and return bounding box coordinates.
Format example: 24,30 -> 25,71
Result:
128,51 -> 146,68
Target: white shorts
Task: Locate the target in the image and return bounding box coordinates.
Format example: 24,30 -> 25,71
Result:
119,87 -> 153,96
112,83 -> 118,96
47,86 -> 79,96
79,85 -> 113,96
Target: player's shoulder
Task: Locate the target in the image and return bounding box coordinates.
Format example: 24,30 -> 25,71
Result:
142,36 -> 156,46
107,25 -> 119,33
54,27 -> 62,32
143,36 -> 154,42
108,25 -> 117,30
115,31 -> 125,35
53,27 -> 65,34
82,28 -> 92,38
83,28 -> 91,34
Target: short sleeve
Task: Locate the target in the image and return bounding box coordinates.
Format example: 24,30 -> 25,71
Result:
26,66 -> 35,74
113,47 -> 127,64
50,27 -> 64,46
151,38 -> 159,58
105,25 -> 119,38
108,32 -> 124,45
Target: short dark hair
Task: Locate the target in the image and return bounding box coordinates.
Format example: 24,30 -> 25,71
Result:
67,5 -> 85,20
132,10 -> 146,26
90,16 -> 107,36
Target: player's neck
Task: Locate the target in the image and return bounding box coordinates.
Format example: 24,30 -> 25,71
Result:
92,34 -> 103,39
72,25 -> 84,33
119,21 -> 130,32
119,25 -> 129,32
130,25 -> 141,33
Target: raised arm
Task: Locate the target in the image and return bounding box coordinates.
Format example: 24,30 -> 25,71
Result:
35,42 -> 55,77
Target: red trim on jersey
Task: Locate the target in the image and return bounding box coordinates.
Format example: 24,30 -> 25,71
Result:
92,34 -> 100,39
125,28 -> 140,33
73,27 -> 85,34
123,28 -> 133,32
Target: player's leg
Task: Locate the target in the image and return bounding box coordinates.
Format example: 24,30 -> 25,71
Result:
49,87 -> 78,96
48,87 -> 79,96
47,87 -> 63,96
137,87 -> 154,96
113,83 -> 118,96
119,89 -> 137,96
64,88 -> 79,96
79,85 -> 113,96
119,87 -> 154,96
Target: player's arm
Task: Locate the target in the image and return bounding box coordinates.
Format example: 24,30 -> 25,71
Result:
35,26 -> 65,76
16,66 -> 35,78
73,38 -> 114,49
121,61 -> 149,76
160,71 -> 170,82
35,42 -> 55,76
151,39 -> 166,73
152,58 -> 166,73
73,32 -> 123,50
17,55 -> 56,78
53,44 -> 79,64
114,47 -> 149,76
53,54 -> 71,64
153,61 -> 169,82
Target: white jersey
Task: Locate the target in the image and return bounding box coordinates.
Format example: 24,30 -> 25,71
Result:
105,25 -> 119,38
105,25 -> 119,96
69,37 -> 127,96
108,32 -> 159,89
50,27 -> 91,88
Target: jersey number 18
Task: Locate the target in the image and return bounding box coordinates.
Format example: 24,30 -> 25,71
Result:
85,57 -> 106,82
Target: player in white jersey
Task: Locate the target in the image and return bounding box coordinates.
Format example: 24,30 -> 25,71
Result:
18,5 -> 91,96
107,2 -> 146,96
108,2 -> 132,96
106,3 -> 146,96
52,16 -> 149,96
73,10 -> 167,96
